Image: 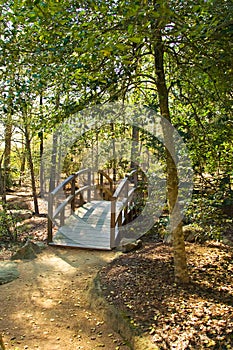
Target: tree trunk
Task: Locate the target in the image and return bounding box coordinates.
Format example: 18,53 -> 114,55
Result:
130,125 -> 139,170
3,110 -> 13,190
153,29 -> 189,284
0,154 -> 6,205
39,93 -> 44,197
49,132 -> 58,192
24,126 -> 39,214
110,123 -> 117,182
49,92 -> 60,192
19,133 -> 26,186
19,151 -> 26,186
39,131 -> 44,197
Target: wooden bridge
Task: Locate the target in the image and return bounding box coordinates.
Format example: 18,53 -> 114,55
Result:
47,168 -> 145,250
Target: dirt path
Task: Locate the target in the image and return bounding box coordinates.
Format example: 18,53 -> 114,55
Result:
0,247 -> 130,350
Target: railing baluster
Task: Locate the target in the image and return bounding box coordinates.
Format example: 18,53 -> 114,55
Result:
88,170 -> 91,202
47,192 -> 54,243
47,168 -> 90,244
110,169 -> 139,245
110,199 -> 116,248
100,172 -> 103,199
47,167 -> 140,249
125,179 -> 129,223
118,211 -> 122,227
60,207 -> 65,226
71,176 -> 76,213
98,170 -> 114,199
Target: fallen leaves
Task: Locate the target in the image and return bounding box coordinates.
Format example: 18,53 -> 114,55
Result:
99,241 -> 233,349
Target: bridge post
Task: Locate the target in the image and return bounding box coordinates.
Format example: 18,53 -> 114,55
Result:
100,172 -> 103,199
71,177 -> 76,213
60,208 -> 65,226
124,180 -> 129,224
47,193 -> 53,243
87,170 -> 91,202
110,199 -> 116,248
47,218 -> 53,243
134,170 -> 138,187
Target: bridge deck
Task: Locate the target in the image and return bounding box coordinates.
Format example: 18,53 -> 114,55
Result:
50,200 -> 122,250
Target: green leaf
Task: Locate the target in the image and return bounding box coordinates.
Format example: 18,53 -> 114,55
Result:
128,36 -> 142,44
116,43 -> 128,51
100,49 -> 111,57
127,24 -> 134,34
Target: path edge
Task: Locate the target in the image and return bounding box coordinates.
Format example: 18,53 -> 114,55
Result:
88,272 -> 157,350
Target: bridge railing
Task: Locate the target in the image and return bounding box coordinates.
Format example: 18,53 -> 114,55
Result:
47,168 -> 116,243
110,169 -> 138,248
98,170 -> 114,200
47,167 -> 145,247
48,168 -> 92,243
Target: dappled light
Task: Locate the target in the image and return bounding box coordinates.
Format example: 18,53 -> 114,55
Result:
1,0 -> 232,348
0,248 -> 129,350
99,241 -> 233,348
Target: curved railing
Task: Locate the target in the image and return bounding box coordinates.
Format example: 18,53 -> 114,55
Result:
48,168 -> 92,243
110,169 -> 138,247
47,168 -> 142,248
98,170 -> 114,200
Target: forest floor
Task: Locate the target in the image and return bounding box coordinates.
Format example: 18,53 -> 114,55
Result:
0,188 -> 233,350
0,189 -> 130,350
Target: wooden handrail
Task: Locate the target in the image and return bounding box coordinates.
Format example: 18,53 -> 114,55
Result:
48,167 -> 141,248
126,169 -> 138,186
110,169 -> 138,247
48,168 -> 92,243
53,185 -> 93,220
98,170 -> 114,186
98,169 -> 114,196
112,177 -> 128,200
127,169 -> 137,177
51,168 -> 90,196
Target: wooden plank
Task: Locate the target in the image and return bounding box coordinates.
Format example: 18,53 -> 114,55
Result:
53,227 -> 111,250
49,242 -> 112,251
51,200 -> 123,250
51,232 -> 111,247
48,168 -> 141,250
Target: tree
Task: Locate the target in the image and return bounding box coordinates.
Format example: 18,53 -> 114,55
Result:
2,0 -> 232,282
69,0 -> 191,282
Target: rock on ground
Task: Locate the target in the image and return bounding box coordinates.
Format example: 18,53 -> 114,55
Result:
10,240 -> 42,260
0,262 -> 19,285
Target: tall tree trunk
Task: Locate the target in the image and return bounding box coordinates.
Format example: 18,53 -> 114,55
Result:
24,125 -> 39,214
49,92 -> 60,192
49,132 -> 58,192
0,154 -> 6,205
19,150 -> 26,187
110,123 -> 117,182
95,127 -> 99,172
39,130 -> 44,197
3,109 -> 13,190
154,29 -> 189,284
19,132 -> 26,186
39,93 -> 44,197
130,125 -> 139,170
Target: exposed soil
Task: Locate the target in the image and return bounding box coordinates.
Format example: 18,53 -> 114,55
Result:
1,188 -> 233,350
0,247 -> 131,350
0,190 -> 130,350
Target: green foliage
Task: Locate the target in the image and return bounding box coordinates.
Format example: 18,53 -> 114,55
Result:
0,205 -> 18,242
1,0 -> 232,249
185,189 -> 233,241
